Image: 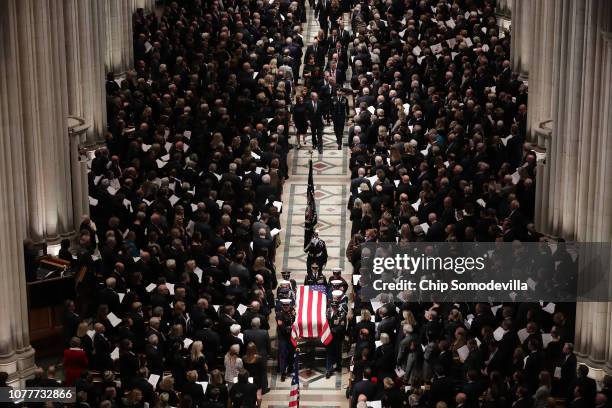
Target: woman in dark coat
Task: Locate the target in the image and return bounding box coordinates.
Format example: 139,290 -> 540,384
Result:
292,95 -> 308,149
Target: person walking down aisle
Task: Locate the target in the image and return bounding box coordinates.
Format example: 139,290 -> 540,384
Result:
306,92 -> 325,154
331,88 -> 349,149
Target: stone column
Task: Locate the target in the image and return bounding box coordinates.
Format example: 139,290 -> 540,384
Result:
533,121 -> 551,233
63,0 -> 107,145
68,117 -> 92,225
0,0 -> 38,386
531,0 -> 612,373
574,6 -> 612,373
103,0 -> 135,74
14,0 -> 75,243
525,0 -> 555,143
510,0 -> 534,78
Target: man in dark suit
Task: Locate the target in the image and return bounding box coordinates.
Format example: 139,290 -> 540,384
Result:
252,227 -> 274,260
425,213 -> 446,242
193,318 -> 222,367
255,174 -> 278,211
350,368 -> 378,407
306,92 -> 325,154
98,277 -> 121,315
524,338 -> 545,394
145,334 -> 164,375
304,39 -> 326,68
561,343 -> 578,396
428,366 -> 455,408
229,369 -> 258,407
92,323 -> 113,372
350,166 -> 372,190
62,299 -> 80,346
314,0 -> 331,34
575,364 -> 597,408
244,317 -> 271,360
484,341 -> 506,375
330,88 -> 349,149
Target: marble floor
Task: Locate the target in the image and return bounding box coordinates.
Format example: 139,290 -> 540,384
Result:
262,130 -> 353,408
261,6 -> 353,407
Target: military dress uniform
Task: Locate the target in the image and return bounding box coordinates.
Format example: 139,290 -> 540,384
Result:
330,93 -> 349,148
276,300 -> 295,381
325,301 -> 346,376
304,266 -> 328,286
305,235 -> 328,273
330,288 -> 349,314
280,271 -> 297,292
275,280 -> 296,312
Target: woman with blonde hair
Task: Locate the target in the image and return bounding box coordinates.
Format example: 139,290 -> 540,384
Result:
76,321 -> 93,360
401,309 -> 418,328
268,158 -> 284,196
351,309 -> 376,343
350,198 -> 363,235
188,341 -> 208,380
224,344 -> 243,386
158,376 -> 179,406
359,202 -> 374,233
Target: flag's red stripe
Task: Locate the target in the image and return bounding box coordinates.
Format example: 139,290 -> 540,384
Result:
293,286 -> 303,341
316,291 -> 323,335
306,288 -> 314,337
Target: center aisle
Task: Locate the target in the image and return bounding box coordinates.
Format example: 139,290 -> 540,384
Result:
261,5 -> 353,408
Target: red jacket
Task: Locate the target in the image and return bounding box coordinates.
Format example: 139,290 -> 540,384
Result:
63,348 -> 88,386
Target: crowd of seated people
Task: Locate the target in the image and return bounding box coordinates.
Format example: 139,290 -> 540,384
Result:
321,0 -> 603,408
7,0 -> 610,406
39,0 -> 322,406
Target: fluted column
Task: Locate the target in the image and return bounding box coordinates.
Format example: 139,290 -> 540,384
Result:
103,0 -> 135,74
0,0 -> 37,386
525,0 -> 555,143
64,0 -> 107,145
574,13 -> 612,373
15,0 -> 75,243
531,0 -> 612,373
68,117 -> 92,225
510,0 -> 534,78
533,121 -> 551,233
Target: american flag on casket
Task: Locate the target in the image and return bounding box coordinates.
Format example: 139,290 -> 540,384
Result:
290,285 -> 332,346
